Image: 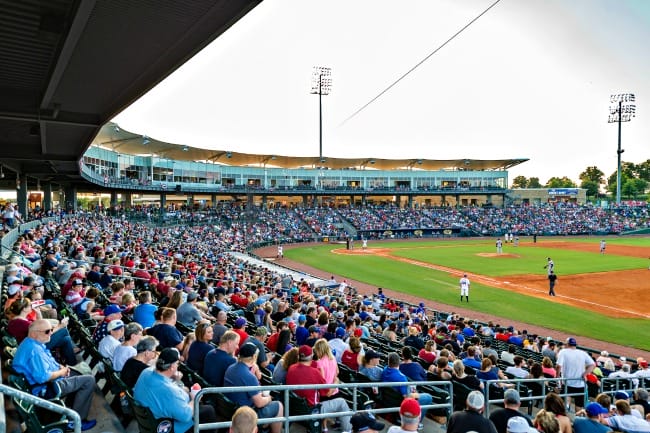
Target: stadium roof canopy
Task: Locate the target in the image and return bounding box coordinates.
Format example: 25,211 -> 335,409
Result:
96,122 -> 528,172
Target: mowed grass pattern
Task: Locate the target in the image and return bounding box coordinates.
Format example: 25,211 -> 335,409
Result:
285,237 -> 650,351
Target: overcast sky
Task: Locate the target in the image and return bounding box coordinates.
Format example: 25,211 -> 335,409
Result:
112,0 -> 650,185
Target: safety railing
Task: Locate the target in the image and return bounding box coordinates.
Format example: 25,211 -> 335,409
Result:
0,383 -> 82,433
192,380 -> 454,433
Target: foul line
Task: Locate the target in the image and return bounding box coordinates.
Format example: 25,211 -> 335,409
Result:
378,251 -> 650,319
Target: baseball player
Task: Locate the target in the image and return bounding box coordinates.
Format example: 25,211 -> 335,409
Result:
599,240 -> 606,254
496,238 -> 503,254
543,257 -> 554,275
459,273 -> 470,302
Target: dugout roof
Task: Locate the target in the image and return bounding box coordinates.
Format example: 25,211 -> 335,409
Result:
0,0 -> 261,187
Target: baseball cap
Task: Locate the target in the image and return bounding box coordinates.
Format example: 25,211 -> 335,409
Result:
399,397 -> 421,418
467,390 -> 485,410
639,360 -> 648,368
7,283 -> 22,296
234,317 -> 247,328
504,388 -> 521,404
614,391 -> 629,400
567,337 -> 577,346
46,249 -> 55,255
107,320 -> 125,332
186,292 -> 198,301
585,402 -> 608,417
507,416 -> 536,433
298,314 -> 306,323
104,304 -> 123,316
350,413 -> 385,432
72,279 -> 83,286
6,275 -> 21,284
6,264 -> 19,272
335,327 -> 346,338
364,349 -> 381,360
159,348 -> 180,365
308,325 -> 319,334
239,343 -> 259,358
299,345 -> 313,361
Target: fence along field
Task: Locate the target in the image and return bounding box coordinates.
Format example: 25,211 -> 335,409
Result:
281,236 -> 650,352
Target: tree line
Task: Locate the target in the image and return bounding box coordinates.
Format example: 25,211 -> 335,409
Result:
510,159 -> 650,199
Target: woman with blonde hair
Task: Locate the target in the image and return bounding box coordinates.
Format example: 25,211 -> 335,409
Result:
534,409 -> 560,433
165,290 -> 184,310
452,359 -> 483,390
313,338 -> 339,396
542,356 -> 556,377
272,347 -> 299,384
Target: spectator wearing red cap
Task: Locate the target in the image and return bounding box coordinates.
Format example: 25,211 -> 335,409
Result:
387,398 -> 421,433
232,317 -> 250,349
286,345 -> 352,433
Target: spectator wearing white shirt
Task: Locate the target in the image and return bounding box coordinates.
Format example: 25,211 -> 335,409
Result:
99,319 -> 125,360
112,322 -> 143,372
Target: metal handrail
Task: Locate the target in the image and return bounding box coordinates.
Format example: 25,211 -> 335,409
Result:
192,380 -> 454,433
0,383 -> 82,433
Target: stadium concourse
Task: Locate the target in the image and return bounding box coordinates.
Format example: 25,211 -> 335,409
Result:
1,205 -> 649,433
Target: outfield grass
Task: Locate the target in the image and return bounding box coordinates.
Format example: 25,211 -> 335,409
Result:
285,238 -> 650,351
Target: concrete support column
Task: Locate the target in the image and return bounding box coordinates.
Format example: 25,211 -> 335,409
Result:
110,191 -> 118,207
123,193 -> 132,208
160,194 -> 167,211
211,194 -> 217,208
64,185 -> 77,212
396,195 -> 401,207
408,195 -> 413,208
17,174 -> 28,219
43,182 -> 52,212
261,195 -> 267,210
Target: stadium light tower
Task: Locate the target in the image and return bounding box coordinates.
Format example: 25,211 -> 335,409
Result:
608,93 -> 636,205
310,66 -> 332,164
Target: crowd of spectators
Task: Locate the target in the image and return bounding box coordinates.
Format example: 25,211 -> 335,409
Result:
2,209 -> 650,433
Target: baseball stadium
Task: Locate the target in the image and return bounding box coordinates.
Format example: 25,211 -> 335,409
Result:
1,2 -> 650,433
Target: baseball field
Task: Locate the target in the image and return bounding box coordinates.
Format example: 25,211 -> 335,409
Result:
277,236 -> 650,352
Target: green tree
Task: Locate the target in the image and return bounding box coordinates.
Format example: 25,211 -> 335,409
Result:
511,175 -> 528,188
636,159 -> 650,181
545,176 -> 576,188
623,178 -> 648,198
528,177 -> 542,188
580,180 -> 600,198
579,166 -> 605,185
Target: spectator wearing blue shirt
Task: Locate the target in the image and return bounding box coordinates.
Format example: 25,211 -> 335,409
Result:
12,319 -> 97,431
134,347 -> 216,433
381,352 -> 433,421
133,290 -> 157,329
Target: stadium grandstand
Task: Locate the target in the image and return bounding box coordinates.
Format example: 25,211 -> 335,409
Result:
2,1 -> 650,433
2,207 -> 649,432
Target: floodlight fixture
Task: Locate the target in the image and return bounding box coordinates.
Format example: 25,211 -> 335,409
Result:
608,93 -> 636,204
182,145 -> 189,152
310,66 -> 332,162
142,135 -> 150,145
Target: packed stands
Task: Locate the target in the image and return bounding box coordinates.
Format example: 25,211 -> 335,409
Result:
1,206 -> 649,432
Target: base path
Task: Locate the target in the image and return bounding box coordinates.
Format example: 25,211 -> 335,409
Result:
255,241 -> 650,360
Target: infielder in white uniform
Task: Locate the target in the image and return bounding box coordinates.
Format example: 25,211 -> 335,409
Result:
544,257 -> 554,275
459,273 -> 470,302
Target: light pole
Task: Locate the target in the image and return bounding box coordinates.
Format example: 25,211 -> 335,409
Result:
310,66 -> 332,164
608,93 -> 636,205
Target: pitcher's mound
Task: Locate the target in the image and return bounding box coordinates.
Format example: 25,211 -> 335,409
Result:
477,252 -> 520,258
